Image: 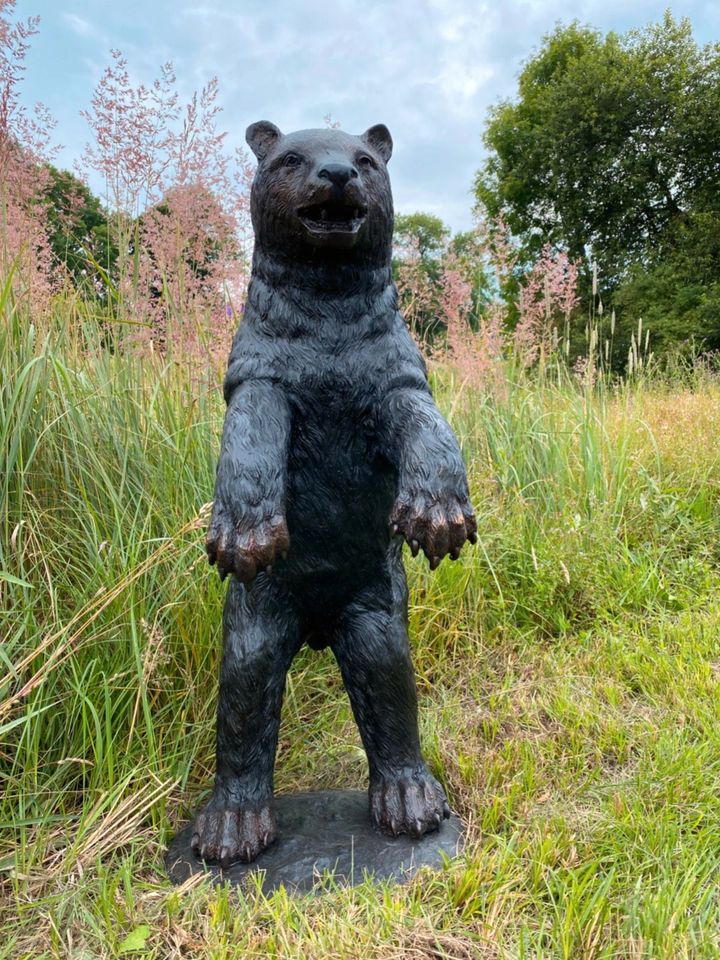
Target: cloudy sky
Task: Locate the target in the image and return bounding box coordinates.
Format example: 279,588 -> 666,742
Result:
16,0 -> 720,232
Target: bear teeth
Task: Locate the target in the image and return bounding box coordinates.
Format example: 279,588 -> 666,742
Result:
298,202 -> 365,234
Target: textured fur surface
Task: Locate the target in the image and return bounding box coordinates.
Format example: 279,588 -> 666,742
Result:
191,122 -> 476,867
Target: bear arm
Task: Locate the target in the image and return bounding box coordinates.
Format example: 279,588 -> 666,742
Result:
378,384 -> 477,563
377,382 -> 468,496
205,379 -> 292,581
213,379 -> 290,521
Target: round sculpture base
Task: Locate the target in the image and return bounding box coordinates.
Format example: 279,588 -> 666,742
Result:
165,789 -> 464,895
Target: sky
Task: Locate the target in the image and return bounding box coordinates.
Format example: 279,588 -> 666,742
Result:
15,0 -> 720,233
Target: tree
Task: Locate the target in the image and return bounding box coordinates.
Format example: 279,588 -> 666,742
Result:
392,212 -> 497,342
475,13 -> 720,357
447,229 -> 494,322
81,48 -> 253,358
0,0 -> 57,308
42,165 -> 117,293
393,212 -> 448,262
613,211 -> 720,356
392,212 -> 450,339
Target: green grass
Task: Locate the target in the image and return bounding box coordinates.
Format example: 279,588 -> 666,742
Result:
3,292 -> 720,959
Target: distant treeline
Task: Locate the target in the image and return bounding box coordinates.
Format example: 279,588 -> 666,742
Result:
2,4 -> 718,371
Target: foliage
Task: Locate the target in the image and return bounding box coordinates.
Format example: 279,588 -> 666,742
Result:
127,183 -> 240,363
394,211 -> 449,261
0,0 -> 56,309
0,3 -> 253,357
613,210 -> 720,358
80,51 -> 252,343
392,212 -> 447,339
4,296 -> 720,957
475,13 -> 720,359
394,212 -> 582,387
392,211 -> 493,341
41,164 -> 117,293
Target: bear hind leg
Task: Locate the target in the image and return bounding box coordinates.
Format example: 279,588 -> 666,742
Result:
191,578 -> 300,867
331,598 -> 450,839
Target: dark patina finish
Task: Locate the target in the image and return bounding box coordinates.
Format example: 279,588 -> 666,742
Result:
190,121 -> 476,868
172,790 -> 463,892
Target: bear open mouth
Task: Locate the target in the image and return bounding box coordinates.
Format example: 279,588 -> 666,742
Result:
298,201 -> 367,235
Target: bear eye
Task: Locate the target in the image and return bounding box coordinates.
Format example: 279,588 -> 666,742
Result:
283,153 -> 303,168
357,154 -> 375,169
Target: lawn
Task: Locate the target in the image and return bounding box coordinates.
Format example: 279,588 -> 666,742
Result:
3,302 -> 720,959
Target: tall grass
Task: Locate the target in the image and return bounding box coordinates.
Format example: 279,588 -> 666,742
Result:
3,292 -> 720,958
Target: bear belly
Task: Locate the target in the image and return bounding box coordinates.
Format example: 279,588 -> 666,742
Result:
283,414 -> 396,581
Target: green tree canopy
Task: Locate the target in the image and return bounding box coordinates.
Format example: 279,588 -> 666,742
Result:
391,212 -> 448,337
391,212 -> 493,341
393,212 -> 449,262
42,165 -> 117,293
475,13 -> 720,290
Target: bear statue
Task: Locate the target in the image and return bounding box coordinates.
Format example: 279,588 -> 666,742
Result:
190,121 -> 477,868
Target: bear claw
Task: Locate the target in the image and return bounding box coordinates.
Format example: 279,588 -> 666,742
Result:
190,799 -> 277,867
206,508 -> 290,584
370,765 -> 450,840
389,489 -> 477,568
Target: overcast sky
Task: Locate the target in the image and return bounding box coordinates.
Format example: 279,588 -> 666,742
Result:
16,0 -> 720,233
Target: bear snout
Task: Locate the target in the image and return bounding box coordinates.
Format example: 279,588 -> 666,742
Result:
317,162 -> 359,189
296,174 -> 368,246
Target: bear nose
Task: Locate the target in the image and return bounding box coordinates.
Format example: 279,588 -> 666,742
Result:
317,163 -> 358,188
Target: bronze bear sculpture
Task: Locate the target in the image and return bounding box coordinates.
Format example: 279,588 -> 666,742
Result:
190,121 -> 477,867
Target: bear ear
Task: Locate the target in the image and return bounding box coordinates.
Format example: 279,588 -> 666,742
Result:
361,124 -> 393,163
246,121 -> 283,161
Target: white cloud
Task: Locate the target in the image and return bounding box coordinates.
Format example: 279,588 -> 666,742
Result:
62,13 -> 93,37
21,0 -> 720,232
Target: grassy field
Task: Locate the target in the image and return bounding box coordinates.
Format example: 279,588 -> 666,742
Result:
3,296 -> 720,959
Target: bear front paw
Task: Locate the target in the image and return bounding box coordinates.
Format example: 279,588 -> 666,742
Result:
206,503 -> 290,583
389,488 -> 477,569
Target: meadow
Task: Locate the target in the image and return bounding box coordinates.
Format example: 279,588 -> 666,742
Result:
3,285 -> 720,960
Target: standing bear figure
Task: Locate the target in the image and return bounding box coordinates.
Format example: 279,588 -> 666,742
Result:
191,121 -> 477,867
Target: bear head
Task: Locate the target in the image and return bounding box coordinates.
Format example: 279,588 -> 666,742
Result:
246,121 -> 394,267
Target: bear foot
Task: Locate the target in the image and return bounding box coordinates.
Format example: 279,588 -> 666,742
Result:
190,796 -> 277,868
370,765 -> 451,839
